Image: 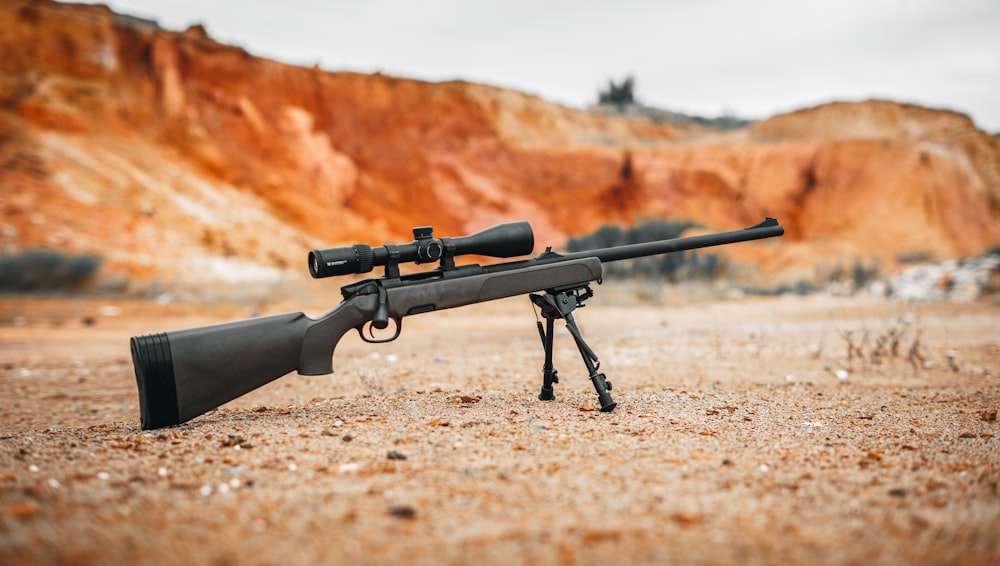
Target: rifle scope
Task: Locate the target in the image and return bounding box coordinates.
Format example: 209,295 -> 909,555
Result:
309,221 -> 534,278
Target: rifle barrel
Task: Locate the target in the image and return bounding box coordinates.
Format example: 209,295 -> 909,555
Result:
559,218 -> 784,264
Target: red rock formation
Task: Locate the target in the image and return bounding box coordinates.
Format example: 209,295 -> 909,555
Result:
1,0 -> 997,291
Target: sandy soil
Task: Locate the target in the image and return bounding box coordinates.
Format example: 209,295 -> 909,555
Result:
0,289 -> 998,565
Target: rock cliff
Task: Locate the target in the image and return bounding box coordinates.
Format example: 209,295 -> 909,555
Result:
2,0 -> 997,292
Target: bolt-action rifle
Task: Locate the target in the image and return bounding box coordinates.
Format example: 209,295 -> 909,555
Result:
131,218 -> 784,429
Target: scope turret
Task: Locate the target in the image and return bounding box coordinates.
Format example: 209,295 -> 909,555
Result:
309,221 -> 534,279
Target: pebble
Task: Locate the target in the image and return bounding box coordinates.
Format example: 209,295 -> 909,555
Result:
388,504 -> 416,519
98,305 -> 121,317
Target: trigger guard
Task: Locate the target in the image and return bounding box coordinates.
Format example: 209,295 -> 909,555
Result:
357,317 -> 402,344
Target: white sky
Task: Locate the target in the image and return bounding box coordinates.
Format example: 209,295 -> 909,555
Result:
102,0 -> 1000,132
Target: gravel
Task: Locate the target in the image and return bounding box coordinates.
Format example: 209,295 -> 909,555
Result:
0,293 -> 998,564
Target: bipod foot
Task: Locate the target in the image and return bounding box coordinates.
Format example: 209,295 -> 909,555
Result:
591,372 -> 616,412
538,366 -> 559,401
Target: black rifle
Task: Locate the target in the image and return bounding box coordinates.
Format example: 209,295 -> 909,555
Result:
131,218 -> 783,429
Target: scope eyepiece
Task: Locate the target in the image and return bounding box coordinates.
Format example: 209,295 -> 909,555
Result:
309,244 -> 375,278
308,221 -> 534,279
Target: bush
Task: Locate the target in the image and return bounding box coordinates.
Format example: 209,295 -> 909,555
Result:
566,220 -> 723,281
598,76 -> 636,108
0,250 -> 103,291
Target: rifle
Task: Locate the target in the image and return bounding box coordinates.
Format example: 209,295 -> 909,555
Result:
131,218 -> 783,429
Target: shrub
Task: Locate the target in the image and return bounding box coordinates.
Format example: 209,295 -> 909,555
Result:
0,250 -> 103,291
566,220 -> 723,281
597,76 -> 636,108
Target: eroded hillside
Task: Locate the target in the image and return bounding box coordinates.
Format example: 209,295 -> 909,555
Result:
1,0 -> 997,292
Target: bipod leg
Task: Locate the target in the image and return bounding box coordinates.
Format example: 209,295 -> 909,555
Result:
562,312 -> 616,412
536,317 -> 559,401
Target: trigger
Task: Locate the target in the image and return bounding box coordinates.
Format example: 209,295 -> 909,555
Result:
358,318 -> 402,344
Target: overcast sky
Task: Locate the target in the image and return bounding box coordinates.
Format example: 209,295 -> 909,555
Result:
103,0 -> 1000,132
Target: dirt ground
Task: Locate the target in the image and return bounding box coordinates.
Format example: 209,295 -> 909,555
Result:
0,288 -> 998,565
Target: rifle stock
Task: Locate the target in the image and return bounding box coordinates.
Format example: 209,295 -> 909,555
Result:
131,297 -> 376,430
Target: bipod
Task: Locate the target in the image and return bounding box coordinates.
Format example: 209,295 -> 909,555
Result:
530,284 -> 616,412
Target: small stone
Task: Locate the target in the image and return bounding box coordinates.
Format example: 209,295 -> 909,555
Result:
387,451 -> 407,460
3,502 -> 39,519
388,504 -> 416,519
